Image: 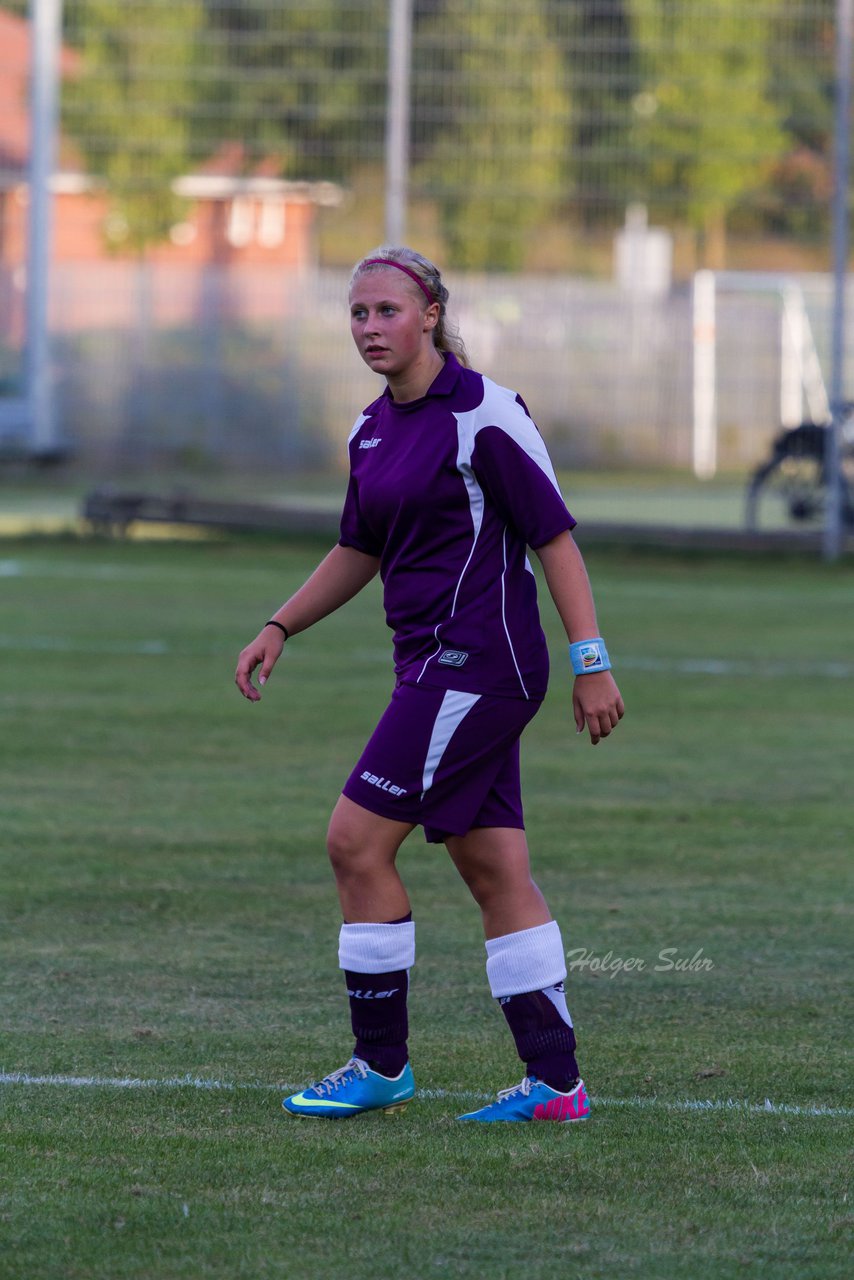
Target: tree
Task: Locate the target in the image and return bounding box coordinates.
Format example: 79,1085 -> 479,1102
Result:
626,0 -> 789,266
556,0 -> 636,230
763,0 -> 835,241
200,0 -> 387,184
415,0 -> 571,271
62,0 -> 206,253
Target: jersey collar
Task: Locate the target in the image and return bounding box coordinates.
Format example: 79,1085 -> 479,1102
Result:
383,352 -> 463,411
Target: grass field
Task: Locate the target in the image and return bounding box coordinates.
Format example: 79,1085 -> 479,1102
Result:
1,534 -> 852,1279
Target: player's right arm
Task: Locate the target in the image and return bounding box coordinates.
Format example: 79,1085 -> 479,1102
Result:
234,543 -> 380,701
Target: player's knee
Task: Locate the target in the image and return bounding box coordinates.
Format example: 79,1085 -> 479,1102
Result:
326,818 -> 355,871
458,863 -> 506,909
456,859 -> 536,911
326,816 -> 377,881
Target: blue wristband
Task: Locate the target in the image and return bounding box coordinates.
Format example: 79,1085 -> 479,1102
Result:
569,638 -> 611,676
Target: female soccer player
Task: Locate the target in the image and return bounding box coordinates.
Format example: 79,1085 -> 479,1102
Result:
235,246 -> 624,1123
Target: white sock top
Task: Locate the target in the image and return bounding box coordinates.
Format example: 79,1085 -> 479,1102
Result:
485,920 -> 567,998
338,920 -> 416,974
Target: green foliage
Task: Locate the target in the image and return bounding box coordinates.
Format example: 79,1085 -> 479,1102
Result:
762,0 -> 835,240
59,0 -> 387,249
415,0 -> 571,270
62,0 -> 206,253
41,0 -> 854,265
199,0 -> 387,183
560,0 -> 636,230
626,0 -> 790,261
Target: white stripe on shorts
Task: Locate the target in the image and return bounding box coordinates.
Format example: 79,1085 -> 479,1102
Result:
421,689 -> 481,798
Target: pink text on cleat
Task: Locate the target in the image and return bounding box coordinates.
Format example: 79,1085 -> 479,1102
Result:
533,1082 -> 590,1122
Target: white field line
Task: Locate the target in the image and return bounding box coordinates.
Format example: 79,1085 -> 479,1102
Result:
6,558 -> 853,608
0,635 -> 175,656
3,557 -> 852,676
0,632 -> 852,680
619,655 -> 854,679
1,1071 -> 851,1119
0,559 -> 250,584
1,629 -> 854,680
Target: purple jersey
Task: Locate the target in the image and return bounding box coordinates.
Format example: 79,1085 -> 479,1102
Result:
339,353 -> 576,700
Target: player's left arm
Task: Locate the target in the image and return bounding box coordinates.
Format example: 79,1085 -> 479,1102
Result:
534,530 -> 625,746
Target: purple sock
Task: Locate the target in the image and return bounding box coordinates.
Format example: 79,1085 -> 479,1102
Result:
345,969 -> 409,1077
498,983 -> 579,1092
343,911 -> 411,1078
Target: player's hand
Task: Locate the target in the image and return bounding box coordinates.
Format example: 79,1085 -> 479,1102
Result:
235,627 -> 285,702
573,671 -> 624,745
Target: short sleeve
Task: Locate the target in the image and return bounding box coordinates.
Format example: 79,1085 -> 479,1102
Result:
470,423 -> 576,548
338,472 -> 384,557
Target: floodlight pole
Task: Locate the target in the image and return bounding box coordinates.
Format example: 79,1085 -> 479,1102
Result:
26,0 -> 63,457
826,0 -> 853,560
385,0 -> 412,245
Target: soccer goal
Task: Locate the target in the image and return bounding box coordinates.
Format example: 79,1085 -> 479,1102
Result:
692,270 -> 831,480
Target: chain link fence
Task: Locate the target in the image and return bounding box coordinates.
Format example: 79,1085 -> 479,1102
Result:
0,0 -> 845,474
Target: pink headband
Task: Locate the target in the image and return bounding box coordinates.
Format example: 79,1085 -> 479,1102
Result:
361,258 -> 435,305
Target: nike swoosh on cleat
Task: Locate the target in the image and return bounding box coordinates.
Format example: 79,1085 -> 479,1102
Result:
288,1093 -> 359,1110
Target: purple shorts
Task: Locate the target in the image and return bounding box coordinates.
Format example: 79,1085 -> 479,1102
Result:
341,680 -> 542,843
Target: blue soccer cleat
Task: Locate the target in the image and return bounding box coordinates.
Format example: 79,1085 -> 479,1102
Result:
282,1057 -> 415,1118
458,1075 -> 590,1123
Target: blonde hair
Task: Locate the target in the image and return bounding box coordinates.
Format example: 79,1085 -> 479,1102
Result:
350,246 -> 471,369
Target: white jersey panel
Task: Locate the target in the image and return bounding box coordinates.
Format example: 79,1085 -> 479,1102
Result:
346,413 -> 370,446
453,404 -> 532,701
457,376 -> 563,495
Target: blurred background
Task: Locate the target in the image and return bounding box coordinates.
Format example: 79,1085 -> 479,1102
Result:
1,0 -> 852,536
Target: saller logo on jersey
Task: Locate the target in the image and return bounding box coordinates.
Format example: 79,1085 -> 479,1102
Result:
359,437 -> 382,450
438,649 -> 469,668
